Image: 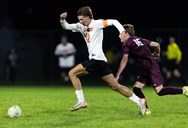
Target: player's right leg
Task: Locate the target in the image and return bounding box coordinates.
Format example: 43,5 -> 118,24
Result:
155,85 -> 188,96
133,81 -> 151,115
68,63 -> 88,111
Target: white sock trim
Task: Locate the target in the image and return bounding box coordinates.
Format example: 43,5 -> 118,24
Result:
75,90 -> 85,103
129,93 -> 140,106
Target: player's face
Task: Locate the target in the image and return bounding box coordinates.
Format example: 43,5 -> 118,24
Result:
78,15 -> 90,26
61,37 -> 67,44
169,37 -> 175,43
119,32 -> 128,43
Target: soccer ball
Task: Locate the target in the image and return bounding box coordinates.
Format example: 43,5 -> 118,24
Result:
8,105 -> 22,118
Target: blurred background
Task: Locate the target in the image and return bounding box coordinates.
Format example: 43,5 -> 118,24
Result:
0,0 -> 187,86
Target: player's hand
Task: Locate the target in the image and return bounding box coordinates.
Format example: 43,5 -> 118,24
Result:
152,52 -> 160,59
60,12 -> 67,20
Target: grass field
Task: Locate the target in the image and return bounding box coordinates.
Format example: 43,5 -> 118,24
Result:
0,85 -> 188,128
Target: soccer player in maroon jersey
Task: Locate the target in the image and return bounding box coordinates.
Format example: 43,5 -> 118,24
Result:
115,24 -> 188,115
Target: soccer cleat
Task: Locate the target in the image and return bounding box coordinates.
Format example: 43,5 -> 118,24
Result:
183,86 -> 188,96
145,108 -> 151,115
139,98 -> 146,115
70,101 -> 88,111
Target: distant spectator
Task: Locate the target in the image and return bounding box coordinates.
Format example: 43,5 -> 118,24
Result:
54,33 -> 77,83
163,36 -> 187,85
5,47 -> 19,84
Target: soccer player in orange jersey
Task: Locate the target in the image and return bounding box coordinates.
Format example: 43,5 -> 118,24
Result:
60,6 -> 146,115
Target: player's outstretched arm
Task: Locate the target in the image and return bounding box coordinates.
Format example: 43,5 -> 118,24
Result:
59,12 -> 77,30
115,54 -> 129,81
107,19 -> 125,33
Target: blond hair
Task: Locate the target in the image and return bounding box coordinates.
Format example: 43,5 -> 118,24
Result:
123,24 -> 135,36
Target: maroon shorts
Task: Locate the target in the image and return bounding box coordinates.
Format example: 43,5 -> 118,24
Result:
136,61 -> 164,87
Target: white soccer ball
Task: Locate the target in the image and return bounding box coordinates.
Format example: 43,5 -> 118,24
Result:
8,105 -> 22,118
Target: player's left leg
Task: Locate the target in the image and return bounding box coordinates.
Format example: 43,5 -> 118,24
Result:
68,63 -> 88,111
149,60 -> 187,96
154,84 -> 188,96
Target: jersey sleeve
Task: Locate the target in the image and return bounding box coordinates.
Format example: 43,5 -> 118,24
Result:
106,19 -> 125,33
60,20 -> 82,32
122,44 -> 130,55
96,19 -> 125,33
54,45 -> 60,55
94,19 -> 106,29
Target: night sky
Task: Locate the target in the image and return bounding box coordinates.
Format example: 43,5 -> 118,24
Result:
1,0 -> 188,29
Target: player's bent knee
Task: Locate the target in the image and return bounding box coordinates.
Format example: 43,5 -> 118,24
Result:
157,90 -> 164,96
155,85 -> 163,96
68,70 -> 74,77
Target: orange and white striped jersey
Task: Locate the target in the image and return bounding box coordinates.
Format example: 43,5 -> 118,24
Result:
60,19 -> 125,62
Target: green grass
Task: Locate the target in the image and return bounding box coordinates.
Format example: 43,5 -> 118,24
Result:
0,85 -> 188,128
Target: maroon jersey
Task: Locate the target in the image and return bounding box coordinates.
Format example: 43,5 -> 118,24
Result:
122,36 -> 164,86
122,36 -> 155,69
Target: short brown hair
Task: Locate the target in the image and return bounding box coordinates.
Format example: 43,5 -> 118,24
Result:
123,24 -> 135,36
77,6 -> 93,19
